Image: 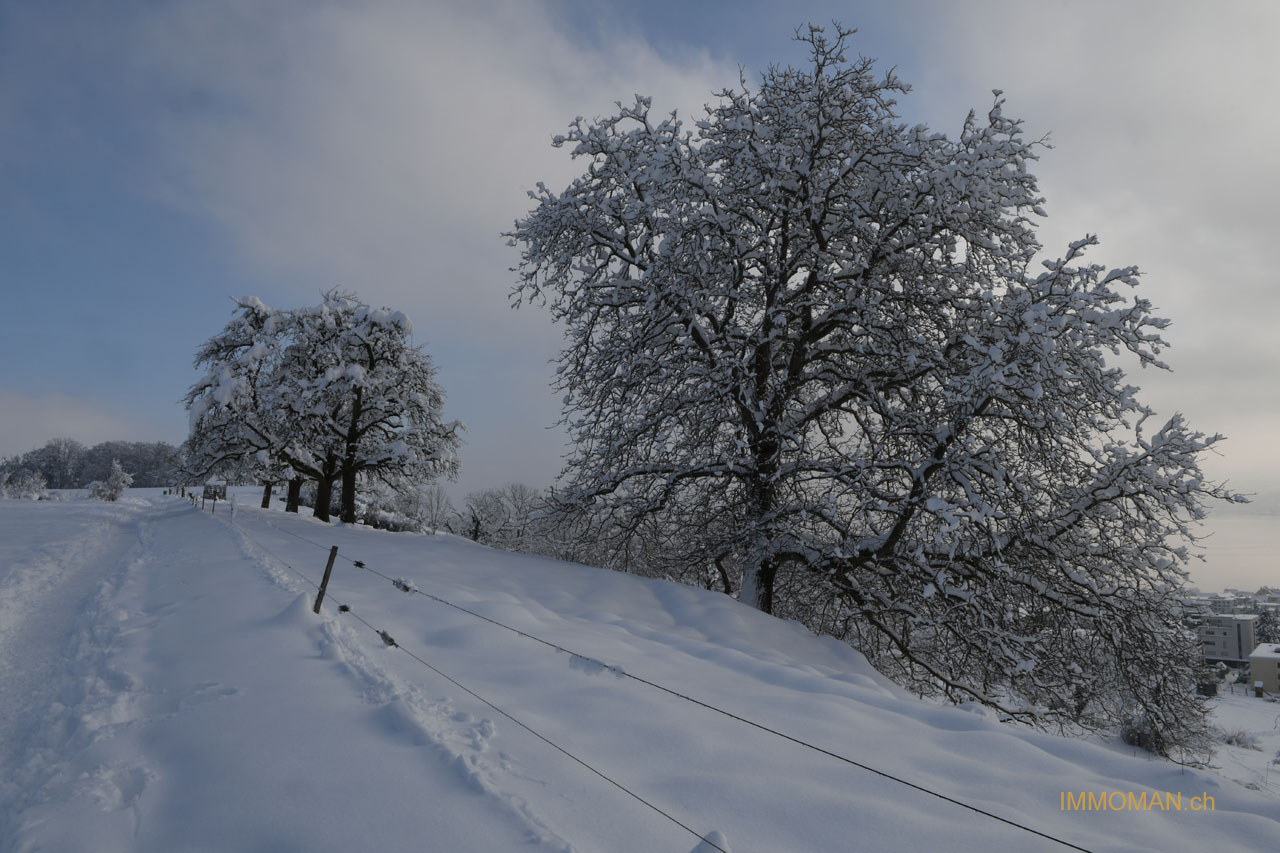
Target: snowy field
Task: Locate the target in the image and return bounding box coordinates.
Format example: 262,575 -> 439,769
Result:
1206,688 -> 1280,799
2,491 -> 1278,852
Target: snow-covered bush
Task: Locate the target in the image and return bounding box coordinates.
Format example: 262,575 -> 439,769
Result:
356,490 -> 421,533
0,469 -> 47,499
88,459 -> 133,501
352,481 -> 460,534
1222,729 -> 1261,751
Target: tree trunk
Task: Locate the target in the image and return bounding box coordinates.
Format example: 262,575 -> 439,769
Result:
260,481 -> 273,509
340,466 -> 358,524
312,454 -> 339,522
285,478 -> 302,513
340,386 -> 364,525
742,436 -> 779,613
756,558 -> 778,614
313,476 -> 333,522
739,555 -> 778,614
714,554 -> 734,596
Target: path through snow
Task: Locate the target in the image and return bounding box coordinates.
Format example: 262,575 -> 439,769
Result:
0,496 -> 570,852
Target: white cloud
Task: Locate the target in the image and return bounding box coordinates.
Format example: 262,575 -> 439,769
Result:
120,0 -> 739,494
890,1 -> 1280,503
139,0 -> 733,340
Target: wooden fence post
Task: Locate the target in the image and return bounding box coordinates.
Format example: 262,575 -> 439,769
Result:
313,546 -> 339,614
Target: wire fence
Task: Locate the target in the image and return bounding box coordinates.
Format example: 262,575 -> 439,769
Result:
216,504 -> 1095,853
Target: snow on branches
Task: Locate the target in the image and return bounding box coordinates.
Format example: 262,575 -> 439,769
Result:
184,290 -> 461,523
510,24 -> 1241,757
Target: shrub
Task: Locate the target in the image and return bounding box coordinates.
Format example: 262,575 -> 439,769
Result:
88,460 -> 133,501
1222,729 -> 1261,751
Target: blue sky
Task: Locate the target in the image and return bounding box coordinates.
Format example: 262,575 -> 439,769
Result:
2,0 -> 1276,587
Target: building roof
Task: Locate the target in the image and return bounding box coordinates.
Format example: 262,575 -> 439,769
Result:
1249,644 -> 1280,660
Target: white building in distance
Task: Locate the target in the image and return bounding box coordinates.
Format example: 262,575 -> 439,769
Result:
1248,643 -> 1280,694
1200,614 -> 1259,663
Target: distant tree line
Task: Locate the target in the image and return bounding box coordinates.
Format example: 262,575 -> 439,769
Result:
1,437 -> 180,491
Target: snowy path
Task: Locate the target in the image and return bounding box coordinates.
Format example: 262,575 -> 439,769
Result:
0,498 -> 153,841
3,492 -> 1280,852
0,497 -> 568,852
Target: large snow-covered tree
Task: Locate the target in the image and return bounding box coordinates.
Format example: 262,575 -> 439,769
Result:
185,291 -> 461,523
510,25 -> 1240,755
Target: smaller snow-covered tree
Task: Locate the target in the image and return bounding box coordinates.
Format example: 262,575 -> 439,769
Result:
463,488 -> 509,543
286,291 -> 463,524
416,484 -> 459,534
186,291 -> 462,523
1256,610 -> 1280,645
460,484 -> 552,551
1,469 -> 47,499
88,459 -> 133,501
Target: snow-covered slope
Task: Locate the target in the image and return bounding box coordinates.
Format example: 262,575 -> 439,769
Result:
1,492 -> 1277,852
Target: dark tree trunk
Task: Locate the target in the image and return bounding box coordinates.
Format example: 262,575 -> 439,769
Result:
313,476 -> 333,522
744,431 -> 780,614
340,466 -> 358,524
340,387 -> 364,525
261,481 -> 273,509
755,558 -> 777,614
285,478 -> 302,513
312,454 -> 339,523
714,554 -> 734,596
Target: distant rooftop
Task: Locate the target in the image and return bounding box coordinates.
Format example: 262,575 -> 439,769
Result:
1250,644 -> 1280,660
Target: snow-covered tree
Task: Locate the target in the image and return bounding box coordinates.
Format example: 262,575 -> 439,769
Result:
463,488 -> 510,544
183,297 -> 335,515
88,459 -> 132,501
416,483 -> 459,534
17,438 -> 85,489
286,290 -> 462,524
185,292 -> 461,524
510,25 -> 1240,756
80,441 -> 179,487
1256,610 -> 1280,645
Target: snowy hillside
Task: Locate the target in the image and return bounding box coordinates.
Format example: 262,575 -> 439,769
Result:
1,492 -> 1277,852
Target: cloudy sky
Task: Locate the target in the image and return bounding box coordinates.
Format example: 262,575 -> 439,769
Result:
1,0 -> 1275,588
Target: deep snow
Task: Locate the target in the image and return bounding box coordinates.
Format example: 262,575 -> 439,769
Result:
1,491 -> 1277,852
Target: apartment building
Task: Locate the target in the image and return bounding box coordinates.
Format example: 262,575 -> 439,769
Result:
1199,614 -> 1258,662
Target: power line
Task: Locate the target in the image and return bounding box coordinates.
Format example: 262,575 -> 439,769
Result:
231,516 -> 727,853
386,566 -> 1094,852
349,609 -> 728,853
254,517 -> 1094,853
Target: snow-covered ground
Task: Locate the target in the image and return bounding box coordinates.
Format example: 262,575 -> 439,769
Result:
2,490 -> 1278,852
1206,688 -> 1280,799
